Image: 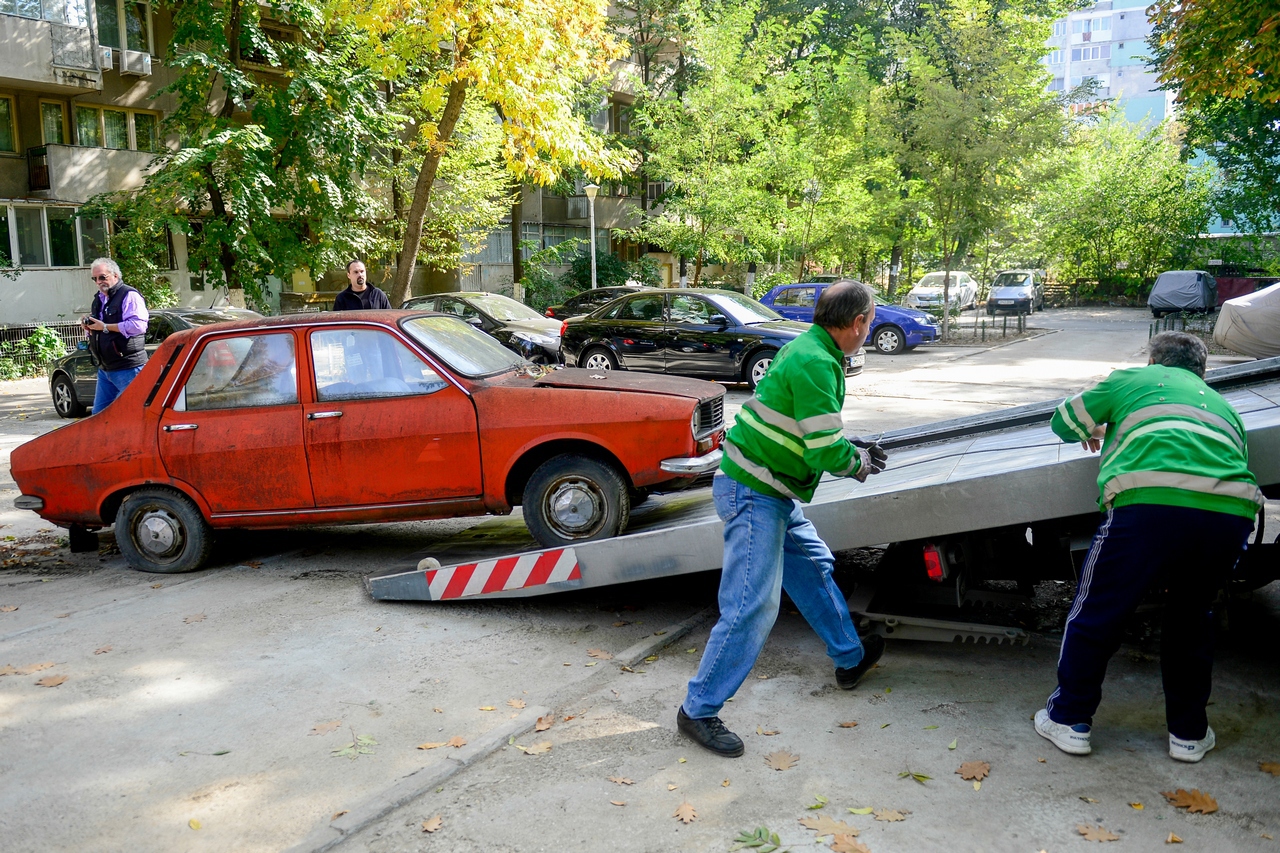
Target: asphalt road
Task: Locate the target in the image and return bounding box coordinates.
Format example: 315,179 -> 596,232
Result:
1,307 -> 1276,853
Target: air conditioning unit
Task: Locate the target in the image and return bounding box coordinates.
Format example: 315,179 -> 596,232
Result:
97,45 -> 114,70
120,49 -> 152,76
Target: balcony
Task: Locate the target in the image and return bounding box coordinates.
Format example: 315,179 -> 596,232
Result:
564,194 -> 641,229
0,14 -> 101,92
26,143 -> 156,200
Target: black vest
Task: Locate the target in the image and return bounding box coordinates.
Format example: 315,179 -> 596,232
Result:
90,283 -> 149,371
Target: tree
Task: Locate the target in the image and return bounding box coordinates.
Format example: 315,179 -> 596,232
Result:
1149,0 -> 1280,108
340,0 -> 634,307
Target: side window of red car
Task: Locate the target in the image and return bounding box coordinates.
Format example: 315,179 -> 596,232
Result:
310,329 -> 447,401
176,333 -> 298,411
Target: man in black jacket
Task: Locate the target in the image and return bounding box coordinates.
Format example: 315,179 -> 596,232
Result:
333,260 -> 391,311
83,258 -> 149,413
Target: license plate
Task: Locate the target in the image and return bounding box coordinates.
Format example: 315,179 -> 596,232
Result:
998,300 -> 1014,305
848,353 -> 865,368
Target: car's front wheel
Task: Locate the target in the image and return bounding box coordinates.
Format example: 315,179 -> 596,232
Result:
523,455 -> 630,547
580,347 -> 617,372
51,374 -> 87,418
745,349 -> 776,389
115,487 -> 213,573
873,325 -> 906,355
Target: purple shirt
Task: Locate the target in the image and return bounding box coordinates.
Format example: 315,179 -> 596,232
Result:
96,287 -> 149,338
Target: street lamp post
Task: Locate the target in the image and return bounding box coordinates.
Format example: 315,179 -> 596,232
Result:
584,183 -> 600,289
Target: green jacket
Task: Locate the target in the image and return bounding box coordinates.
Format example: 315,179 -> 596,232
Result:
1051,363 -> 1261,519
720,324 -> 862,501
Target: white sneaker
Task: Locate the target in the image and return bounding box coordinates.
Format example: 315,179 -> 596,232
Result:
1035,708 -> 1092,755
1169,727 -> 1215,763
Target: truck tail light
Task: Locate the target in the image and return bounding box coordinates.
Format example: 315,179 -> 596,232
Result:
923,543 -> 945,582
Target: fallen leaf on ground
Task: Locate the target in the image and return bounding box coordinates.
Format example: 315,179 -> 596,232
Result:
446,736 -> 466,748
799,814 -> 858,835
847,807 -> 873,815
1037,757 -> 1046,762
1166,832 -> 1182,843
948,738 -> 958,750
506,698 -> 526,709
184,614 -> 205,624
587,648 -> 613,660
56,613 -> 70,618
188,818 -> 201,830
15,662 -> 55,675
309,721 -> 341,736
611,800 -> 626,806
757,725 -> 780,736
899,769 -> 931,784
535,715 -> 554,732
0,665 -> 15,676
880,723 -> 890,729
563,714 -> 577,722
607,776 -> 634,785
1129,802 -> 1143,810
806,795 -> 829,810
673,802 -> 697,824
973,780 -> 982,791
722,778 -> 730,787
1080,796 -> 1099,803
94,645 -> 112,655
0,605 -> 17,612
421,816 -> 442,833
1161,789 -> 1218,814
612,621 -> 629,627
416,742 -> 446,750
874,808 -> 908,822
1260,761 -> 1280,777
1077,824 -> 1120,842
36,674 -> 67,687
331,733 -> 377,760
433,707 -> 443,713
478,706 -> 495,711
838,721 -> 858,728
330,810 -> 347,821
957,760 -> 990,781
764,750 -> 799,771
830,836 -> 871,853
677,757 -> 685,763
923,725 -> 938,730
519,741 -> 551,755
150,583 -> 162,589
667,783 -> 678,791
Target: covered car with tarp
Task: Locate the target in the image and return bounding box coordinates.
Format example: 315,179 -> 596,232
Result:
1214,282 -> 1280,359
1148,270 -> 1217,317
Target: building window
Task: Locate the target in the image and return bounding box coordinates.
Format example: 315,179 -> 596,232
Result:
2,0 -> 88,24
103,109 -> 128,149
41,102 -> 67,145
47,208 -> 78,266
0,97 -> 15,153
1072,16 -> 1110,35
14,207 -> 47,266
133,112 -> 158,152
95,0 -> 151,53
1052,20 -> 1065,37
0,206 -> 10,265
1046,50 -> 1062,65
75,105 -> 102,147
73,106 -> 161,151
80,214 -> 107,261
1048,78 -> 1065,92
1071,45 -> 1111,62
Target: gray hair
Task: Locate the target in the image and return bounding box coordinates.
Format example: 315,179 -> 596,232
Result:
91,257 -> 121,279
813,279 -> 874,329
1149,331 -> 1208,378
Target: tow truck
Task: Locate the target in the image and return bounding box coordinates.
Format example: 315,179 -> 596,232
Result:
367,357 -> 1280,643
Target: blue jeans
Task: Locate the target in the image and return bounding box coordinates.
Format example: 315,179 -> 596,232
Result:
683,475 -> 867,720
93,365 -> 145,413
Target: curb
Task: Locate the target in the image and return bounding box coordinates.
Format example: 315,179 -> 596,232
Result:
286,606 -> 715,853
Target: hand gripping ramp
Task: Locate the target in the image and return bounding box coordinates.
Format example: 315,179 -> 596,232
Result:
366,358 -> 1280,603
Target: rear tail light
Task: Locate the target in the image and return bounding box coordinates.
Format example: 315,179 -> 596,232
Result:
559,321 -> 568,337
923,543 -> 945,582
545,309 -> 556,317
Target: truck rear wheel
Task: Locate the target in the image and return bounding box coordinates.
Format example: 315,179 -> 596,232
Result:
523,455 -> 630,547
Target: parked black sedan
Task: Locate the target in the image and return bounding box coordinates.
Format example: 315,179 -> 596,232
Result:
402,291 -> 563,363
543,285 -> 650,319
49,307 -> 261,418
560,288 -> 864,389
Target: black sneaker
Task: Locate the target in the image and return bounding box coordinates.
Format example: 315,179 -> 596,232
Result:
835,634 -> 885,690
676,707 -> 744,757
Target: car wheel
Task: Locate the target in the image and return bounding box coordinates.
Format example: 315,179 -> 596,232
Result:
745,349 -> 775,389
523,455 -> 630,547
873,325 -> 906,355
115,487 -> 213,574
51,374 -> 87,419
580,347 -> 617,372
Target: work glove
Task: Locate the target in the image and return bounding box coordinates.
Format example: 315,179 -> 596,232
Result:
849,437 -> 888,483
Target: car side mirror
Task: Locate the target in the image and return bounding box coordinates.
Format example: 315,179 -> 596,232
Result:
709,314 -> 728,326
466,316 -> 484,327
77,340 -> 89,351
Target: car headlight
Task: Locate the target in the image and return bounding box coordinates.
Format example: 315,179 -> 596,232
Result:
512,331 -> 557,346
691,407 -> 701,438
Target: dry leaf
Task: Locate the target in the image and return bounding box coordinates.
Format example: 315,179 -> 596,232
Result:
188,818 -> 201,830
446,736 -> 467,748
416,742 -> 446,750
421,816 -> 442,833
478,706 -> 495,711
612,621 -> 629,627
610,800 -> 626,806
535,715 -> 554,732
587,648 -> 613,660
330,810 -> 348,821
56,613 -> 70,618
433,707 -> 443,714
1080,796 -> 1100,804
0,665 -> 16,676
873,808 -> 907,822
667,783 -> 678,791
1166,833 -> 1183,844
838,721 -> 858,728
36,674 -> 67,687
507,698 -> 526,709
522,741 -> 551,755
1161,789 -> 1218,814
607,776 -> 634,785
15,662 -> 54,675
830,836 -> 872,853
0,605 -> 17,612
1129,802 -> 1143,810
563,714 -> 577,722
756,725 -> 780,736
722,778 -> 730,787
184,614 -> 205,624
1077,824 -> 1120,842
764,750 -> 799,771
150,583 -> 162,589
309,721 -> 341,736
94,646 -> 112,655
1260,761 -> 1280,777
673,802 -> 697,824
957,760 -> 990,781
799,815 -> 860,836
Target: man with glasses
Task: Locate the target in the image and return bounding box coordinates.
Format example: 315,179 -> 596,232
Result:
82,258 -> 149,413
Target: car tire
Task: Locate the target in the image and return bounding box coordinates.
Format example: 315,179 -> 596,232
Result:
745,349 -> 775,389
580,347 -> 617,372
51,374 -> 87,419
115,487 -> 214,574
873,325 -> 906,355
523,454 -> 630,547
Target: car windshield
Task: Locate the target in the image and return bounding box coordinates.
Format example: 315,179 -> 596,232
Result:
992,273 -> 1032,288
401,315 -> 525,376
704,292 -> 783,324
465,293 -> 545,322
914,273 -> 963,289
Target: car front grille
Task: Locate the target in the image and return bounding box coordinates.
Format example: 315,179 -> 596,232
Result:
696,395 -> 724,438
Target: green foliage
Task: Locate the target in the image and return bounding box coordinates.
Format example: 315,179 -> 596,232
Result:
519,239 -> 586,312
0,326 -> 69,380
1149,0 -> 1280,108
564,251 -> 637,291
730,825 -> 789,852
1184,95 -> 1280,237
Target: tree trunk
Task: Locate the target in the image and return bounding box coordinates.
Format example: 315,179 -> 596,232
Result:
888,243 -> 902,297
204,165 -> 241,293
391,77 -> 469,307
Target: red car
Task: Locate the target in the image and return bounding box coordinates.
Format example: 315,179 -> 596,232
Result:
12,311 -> 725,573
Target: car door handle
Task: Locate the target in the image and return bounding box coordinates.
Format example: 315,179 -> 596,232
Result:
163,424 -> 198,432
308,411 -> 343,420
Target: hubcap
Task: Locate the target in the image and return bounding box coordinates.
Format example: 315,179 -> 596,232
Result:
54,384 -> 71,412
584,353 -> 612,372
751,357 -> 771,384
547,478 -> 604,536
876,330 -> 900,351
135,508 -> 184,559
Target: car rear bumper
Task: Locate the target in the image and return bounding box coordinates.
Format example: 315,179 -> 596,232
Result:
660,448 -> 723,475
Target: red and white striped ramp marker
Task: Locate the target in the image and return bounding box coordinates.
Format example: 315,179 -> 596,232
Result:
417,548 -> 580,600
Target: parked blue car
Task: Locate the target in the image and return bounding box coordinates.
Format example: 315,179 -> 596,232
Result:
758,282 -> 940,354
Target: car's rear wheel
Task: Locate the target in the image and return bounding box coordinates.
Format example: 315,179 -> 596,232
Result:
52,374 -> 87,418
873,325 -> 906,355
745,349 -> 775,389
115,487 -> 213,574
580,347 -> 617,372
523,455 -> 630,547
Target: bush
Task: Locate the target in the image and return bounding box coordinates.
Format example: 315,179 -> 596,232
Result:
0,326 -> 69,380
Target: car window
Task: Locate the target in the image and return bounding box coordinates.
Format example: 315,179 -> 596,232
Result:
992,273 -> 1032,288
613,295 -> 665,322
145,316 -> 173,345
776,287 -> 816,307
438,298 -> 480,321
704,292 -> 783,324
401,315 -> 524,377
175,333 -> 298,411
310,329 -> 447,401
669,295 -> 714,324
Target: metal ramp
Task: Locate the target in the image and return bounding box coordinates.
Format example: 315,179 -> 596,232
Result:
366,358 -> 1280,603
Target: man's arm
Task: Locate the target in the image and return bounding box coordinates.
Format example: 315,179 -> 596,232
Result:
789,357 -> 863,478
114,291 -> 149,337
1051,374 -> 1116,450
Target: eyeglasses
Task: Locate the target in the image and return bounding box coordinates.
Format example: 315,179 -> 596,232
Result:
90,275 -> 114,282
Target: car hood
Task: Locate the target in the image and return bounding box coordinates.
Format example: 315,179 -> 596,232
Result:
529,367 -> 722,402
746,320 -> 809,336
878,305 -> 934,323
502,318 -> 563,338
990,285 -> 1034,299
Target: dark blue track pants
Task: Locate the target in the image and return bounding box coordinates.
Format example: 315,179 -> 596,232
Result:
1046,503 -> 1254,740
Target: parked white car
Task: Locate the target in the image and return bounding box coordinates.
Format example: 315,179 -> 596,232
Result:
905,271 -> 979,311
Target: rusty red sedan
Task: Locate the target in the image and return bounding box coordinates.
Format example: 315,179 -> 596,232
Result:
12,311 -> 725,573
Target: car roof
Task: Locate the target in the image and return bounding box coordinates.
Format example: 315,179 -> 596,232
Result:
166,309 -> 435,337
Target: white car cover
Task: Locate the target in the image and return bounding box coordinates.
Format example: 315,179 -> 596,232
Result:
1215,283 -> 1280,359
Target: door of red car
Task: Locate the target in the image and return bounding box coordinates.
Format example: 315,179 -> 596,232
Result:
159,332 -> 315,513
304,327 -> 482,506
